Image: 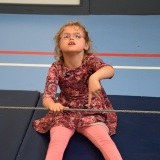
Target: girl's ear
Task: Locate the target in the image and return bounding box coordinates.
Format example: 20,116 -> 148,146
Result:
84,42 -> 90,51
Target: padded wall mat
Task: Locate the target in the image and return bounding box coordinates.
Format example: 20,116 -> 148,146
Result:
108,95 -> 160,160
16,95 -> 49,160
1,90 -> 160,160
0,90 -> 40,160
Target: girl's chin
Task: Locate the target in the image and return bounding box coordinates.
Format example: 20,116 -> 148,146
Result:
63,51 -> 84,54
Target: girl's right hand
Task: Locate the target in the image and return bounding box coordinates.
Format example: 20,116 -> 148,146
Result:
48,102 -> 65,112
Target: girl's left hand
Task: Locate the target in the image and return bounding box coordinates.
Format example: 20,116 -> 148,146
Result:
88,75 -> 102,105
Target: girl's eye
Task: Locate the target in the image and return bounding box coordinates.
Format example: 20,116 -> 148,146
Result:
61,33 -> 82,39
63,34 -> 70,38
74,33 -> 81,39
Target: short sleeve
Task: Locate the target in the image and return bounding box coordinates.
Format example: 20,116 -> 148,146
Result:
42,63 -> 59,100
87,54 -> 111,71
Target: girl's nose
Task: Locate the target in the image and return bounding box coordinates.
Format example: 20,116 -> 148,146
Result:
69,35 -> 74,39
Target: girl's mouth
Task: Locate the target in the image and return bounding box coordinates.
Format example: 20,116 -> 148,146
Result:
68,42 -> 75,45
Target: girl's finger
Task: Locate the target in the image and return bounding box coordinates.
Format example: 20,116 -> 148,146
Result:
88,92 -> 92,105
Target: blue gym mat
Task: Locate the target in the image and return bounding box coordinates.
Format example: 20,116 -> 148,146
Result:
0,90 -> 160,160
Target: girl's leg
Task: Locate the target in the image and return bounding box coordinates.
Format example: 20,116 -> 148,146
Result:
45,126 -> 75,160
77,124 -> 122,160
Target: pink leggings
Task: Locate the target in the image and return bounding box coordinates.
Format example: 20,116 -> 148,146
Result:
45,124 -> 122,160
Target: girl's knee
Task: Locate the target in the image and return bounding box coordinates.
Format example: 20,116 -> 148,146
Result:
50,126 -> 75,140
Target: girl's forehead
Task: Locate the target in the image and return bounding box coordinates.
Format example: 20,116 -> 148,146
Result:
62,26 -> 83,33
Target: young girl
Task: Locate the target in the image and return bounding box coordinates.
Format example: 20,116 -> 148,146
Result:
33,21 -> 122,160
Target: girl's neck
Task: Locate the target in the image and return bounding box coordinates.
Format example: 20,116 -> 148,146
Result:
63,52 -> 85,69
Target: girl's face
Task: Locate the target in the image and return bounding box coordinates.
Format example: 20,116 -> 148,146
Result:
59,26 -> 89,55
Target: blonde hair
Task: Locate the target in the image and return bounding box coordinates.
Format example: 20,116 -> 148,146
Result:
54,21 -> 92,61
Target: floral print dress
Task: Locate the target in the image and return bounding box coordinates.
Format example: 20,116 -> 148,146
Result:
33,54 -> 117,136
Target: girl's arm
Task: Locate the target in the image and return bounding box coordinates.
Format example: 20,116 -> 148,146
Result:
91,65 -> 114,80
42,97 -> 65,112
88,66 -> 114,104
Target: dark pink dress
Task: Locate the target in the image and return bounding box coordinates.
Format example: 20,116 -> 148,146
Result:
33,54 -> 117,136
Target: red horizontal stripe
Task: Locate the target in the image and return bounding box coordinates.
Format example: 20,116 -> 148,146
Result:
95,53 -> 160,57
0,50 -> 160,57
0,50 -> 53,55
